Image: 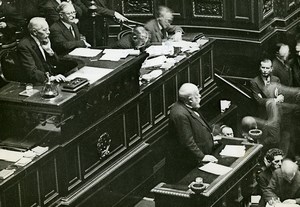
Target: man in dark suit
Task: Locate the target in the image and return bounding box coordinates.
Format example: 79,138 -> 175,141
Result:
257,148 -> 284,207
18,17 -> 66,83
39,0 -> 86,26
114,26 -> 150,50
0,0 -> 24,44
50,2 -> 90,56
263,159 -> 300,206
166,83 -> 219,183
145,6 -> 183,43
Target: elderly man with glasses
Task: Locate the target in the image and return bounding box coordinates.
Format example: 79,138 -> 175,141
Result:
263,159 -> 300,207
50,2 -> 90,56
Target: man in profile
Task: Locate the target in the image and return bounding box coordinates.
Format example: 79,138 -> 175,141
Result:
145,6 -> 183,43
263,159 -> 300,206
114,26 -> 150,50
166,83 -> 219,183
50,2 -> 90,56
18,17 -> 66,83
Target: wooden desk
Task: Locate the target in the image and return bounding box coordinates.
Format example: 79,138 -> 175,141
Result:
151,138 -> 262,207
0,40 -> 242,207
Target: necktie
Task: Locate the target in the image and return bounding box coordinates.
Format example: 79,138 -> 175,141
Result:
161,29 -> 167,39
69,26 -> 75,38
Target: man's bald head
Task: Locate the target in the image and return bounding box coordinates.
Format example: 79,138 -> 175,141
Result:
178,83 -> 201,109
241,116 -> 257,134
281,159 -> 298,182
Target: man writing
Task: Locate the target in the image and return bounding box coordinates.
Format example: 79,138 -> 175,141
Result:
145,6 -> 183,43
166,83 -> 219,183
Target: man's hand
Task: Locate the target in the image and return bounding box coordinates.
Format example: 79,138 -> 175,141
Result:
114,12 -> 128,22
213,135 -> 222,141
0,22 -> 7,29
172,32 -> 182,42
50,74 -> 66,82
275,94 -> 284,103
202,155 -> 218,163
83,40 -> 91,48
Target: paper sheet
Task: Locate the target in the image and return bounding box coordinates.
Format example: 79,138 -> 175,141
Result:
199,162 -> 232,175
141,55 -> 167,69
66,66 -> 113,84
100,49 -> 140,61
220,145 -> 246,158
0,149 -> 24,162
68,48 -> 102,57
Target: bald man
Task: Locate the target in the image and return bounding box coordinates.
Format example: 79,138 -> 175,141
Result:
166,83 -> 219,183
144,6 -> 183,43
18,17 -> 66,83
263,159 -> 300,206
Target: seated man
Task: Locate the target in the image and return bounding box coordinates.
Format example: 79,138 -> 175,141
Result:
114,26 -> 150,50
263,159 -> 300,206
257,148 -> 284,207
18,17 -> 66,83
145,6 -> 183,43
0,0 -> 24,44
50,2 -> 90,56
220,125 -> 234,137
166,83 -> 219,183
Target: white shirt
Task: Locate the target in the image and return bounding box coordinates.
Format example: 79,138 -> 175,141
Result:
31,35 -> 46,60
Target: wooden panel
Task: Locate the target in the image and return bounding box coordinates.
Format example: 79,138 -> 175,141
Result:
164,76 -> 177,111
189,56 -> 201,87
80,113 -> 125,179
23,170 -> 40,207
151,85 -> 165,124
263,0 -> 274,19
40,157 -> 59,205
176,66 -> 189,88
65,145 -> 81,191
121,0 -> 154,16
125,104 -> 140,145
192,0 -> 225,19
158,0 -> 185,18
233,0 -> 254,23
139,94 -> 152,134
202,49 -> 214,87
2,183 -> 21,207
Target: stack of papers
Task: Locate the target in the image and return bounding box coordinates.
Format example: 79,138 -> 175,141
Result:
100,49 -> 140,61
145,45 -> 174,57
15,157 -> 33,166
220,145 -> 246,158
31,146 -> 49,156
199,162 -> 232,175
0,149 -> 24,162
69,48 -> 102,57
0,169 -> 16,179
141,55 -> 167,69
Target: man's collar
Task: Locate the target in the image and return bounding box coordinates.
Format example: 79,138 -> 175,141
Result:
157,19 -> 163,30
61,20 -> 72,29
30,34 -> 42,46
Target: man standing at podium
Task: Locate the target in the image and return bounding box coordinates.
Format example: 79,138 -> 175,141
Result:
166,83 -> 218,183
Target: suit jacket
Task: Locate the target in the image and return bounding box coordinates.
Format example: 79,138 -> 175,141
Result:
18,36 -> 60,83
39,0 -> 84,26
166,101 -> 214,182
272,57 -> 292,87
250,75 -> 280,107
257,167 -> 273,207
50,20 -> 86,56
263,169 -> 300,204
144,19 -> 183,43
81,0 -> 114,17
290,57 -> 300,87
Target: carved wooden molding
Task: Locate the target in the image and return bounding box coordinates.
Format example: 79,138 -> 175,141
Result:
121,0 -> 154,16
192,0 -> 224,19
263,0 -> 274,19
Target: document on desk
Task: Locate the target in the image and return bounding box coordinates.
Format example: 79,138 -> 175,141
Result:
68,48 -> 102,57
220,145 -> 246,158
141,55 -> 167,69
199,162 -> 232,176
100,49 -> 140,61
66,66 -> 113,84
0,149 -> 24,162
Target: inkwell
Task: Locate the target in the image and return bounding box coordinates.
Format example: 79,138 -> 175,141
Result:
40,72 -> 59,98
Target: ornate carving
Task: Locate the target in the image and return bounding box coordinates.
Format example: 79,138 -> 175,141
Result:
96,132 -> 112,160
192,0 -> 224,18
121,0 -> 153,16
263,0 -> 273,19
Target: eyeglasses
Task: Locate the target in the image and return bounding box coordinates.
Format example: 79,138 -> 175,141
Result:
272,159 -> 282,163
64,11 -> 76,16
